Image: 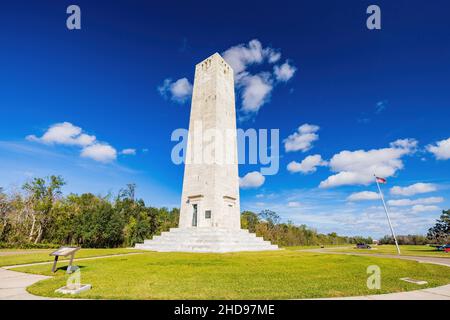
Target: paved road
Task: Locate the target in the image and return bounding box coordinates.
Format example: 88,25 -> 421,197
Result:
299,248 -> 450,300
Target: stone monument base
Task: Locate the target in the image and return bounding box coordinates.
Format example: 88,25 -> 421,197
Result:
135,228 -> 278,253
55,284 -> 91,295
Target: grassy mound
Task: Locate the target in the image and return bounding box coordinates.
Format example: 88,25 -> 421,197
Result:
11,250 -> 450,299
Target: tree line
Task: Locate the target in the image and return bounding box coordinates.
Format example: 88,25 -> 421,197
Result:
241,210 -> 372,246
0,176 -> 178,248
1,175 -> 447,248
378,234 -> 429,245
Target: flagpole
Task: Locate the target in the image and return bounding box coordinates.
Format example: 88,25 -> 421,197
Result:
374,175 -> 401,255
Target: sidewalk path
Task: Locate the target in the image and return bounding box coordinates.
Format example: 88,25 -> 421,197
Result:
0,268 -> 51,300
299,248 -> 450,300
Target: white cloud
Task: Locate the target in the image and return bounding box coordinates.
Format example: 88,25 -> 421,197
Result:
274,61 -> 296,82
159,40 -> 297,115
411,205 -> 440,213
81,143 -> 117,163
159,40 -> 297,116
387,196 -> 444,207
171,78 -> 193,101
284,124 -> 320,152
158,77 -> 193,103
239,73 -> 273,112
426,137 -> 450,160
27,122 -> 118,163
375,100 -> 388,114
268,52 -> 281,63
287,154 -> 327,174
26,122 -> 96,147
319,138 -> 417,188
222,40 -> 262,74
159,40 -> 296,115
255,193 -> 276,199
120,148 -> 136,155
390,183 -> 437,196
347,191 -> 380,202
390,139 -> 417,150
222,39 -> 279,74
239,171 -> 265,189
287,201 -> 301,207
222,39 -> 296,115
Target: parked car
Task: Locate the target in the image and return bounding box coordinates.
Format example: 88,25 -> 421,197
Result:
437,244 -> 450,252
355,243 -> 371,249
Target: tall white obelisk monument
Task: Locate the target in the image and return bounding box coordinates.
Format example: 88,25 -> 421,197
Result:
135,53 -> 277,252
178,53 -> 241,230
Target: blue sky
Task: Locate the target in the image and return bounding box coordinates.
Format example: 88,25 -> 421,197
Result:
1,1 -> 449,237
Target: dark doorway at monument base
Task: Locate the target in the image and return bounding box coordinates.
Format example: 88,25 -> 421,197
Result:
192,204 -> 198,227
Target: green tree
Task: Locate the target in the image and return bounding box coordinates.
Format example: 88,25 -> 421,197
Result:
427,210 -> 450,244
22,175 -> 65,243
0,188 -> 12,241
259,210 -> 280,227
123,212 -> 151,247
241,211 -> 259,232
72,193 -> 125,248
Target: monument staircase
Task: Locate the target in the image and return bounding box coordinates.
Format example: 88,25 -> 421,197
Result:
135,227 -> 279,253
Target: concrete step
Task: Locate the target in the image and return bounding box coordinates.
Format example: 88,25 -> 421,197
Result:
155,231 -> 256,237
135,243 -> 278,253
164,229 -> 254,236
143,241 -> 274,248
145,235 -> 262,243
147,235 -> 256,240
147,234 -> 258,242
136,227 -> 279,253
148,239 -> 261,244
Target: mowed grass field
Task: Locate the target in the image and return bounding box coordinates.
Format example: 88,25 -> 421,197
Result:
8,249 -> 450,299
282,245 -> 349,251
327,245 -> 450,258
0,248 -> 140,267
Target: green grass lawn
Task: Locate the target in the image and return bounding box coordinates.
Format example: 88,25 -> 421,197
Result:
283,244 -> 349,251
11,250 -> 450,299
0,248 -> 139,267
327,245 -> 450,258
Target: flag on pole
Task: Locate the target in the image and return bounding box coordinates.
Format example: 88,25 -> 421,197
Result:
374,174 -> 401,255
376,177 -> 387,184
